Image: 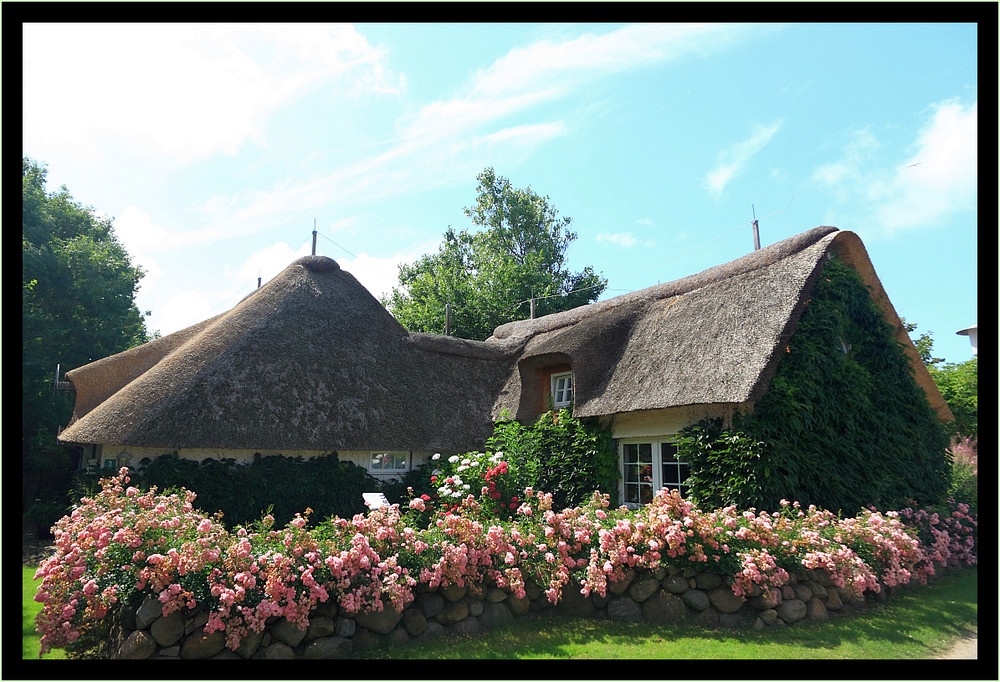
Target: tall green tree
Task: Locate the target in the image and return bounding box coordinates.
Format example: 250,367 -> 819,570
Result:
384,168 -> 607,340
22,157 -> 152,472
904,320 -> 977,439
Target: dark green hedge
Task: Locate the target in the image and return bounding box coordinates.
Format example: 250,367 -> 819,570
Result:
94,452 -> 379,528
678,254 -> 949,514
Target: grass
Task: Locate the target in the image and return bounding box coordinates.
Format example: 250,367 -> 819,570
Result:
22,566 -> 67,660
22,565 -> 976,662
358,567 -> 978,660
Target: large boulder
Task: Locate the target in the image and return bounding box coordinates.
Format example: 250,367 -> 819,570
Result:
180,629 -> 227,659
270,619 -> 307,647
708,586 -> 744,614
117,630 -> 157,659
642,591 -> 688,624
662,575 -> 691,594
681,589 -> 711,612
354,607 -> 404,634
606,597 -> 643,622
150,611 -> 184,647
628,577 -> 661,603
479,602 -> 514,630
776,599 -> 808,624
135,597 -> 163,630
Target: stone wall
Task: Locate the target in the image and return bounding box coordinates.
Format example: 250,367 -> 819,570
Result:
103,562 -> 965,660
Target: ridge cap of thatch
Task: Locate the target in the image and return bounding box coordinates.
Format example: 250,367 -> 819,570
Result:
407,331 -> 524,360
488,226 -> 840,343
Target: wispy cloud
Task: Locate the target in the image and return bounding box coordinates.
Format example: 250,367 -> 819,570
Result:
812,99 -> 977,236
704,120 -> 783,196
180,23 -> 753,245
873,100 -> 977,233
22,24 -> 403,164
595,232 -> 656,249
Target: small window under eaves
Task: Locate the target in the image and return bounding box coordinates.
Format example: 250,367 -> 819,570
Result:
551,371 -> 573,408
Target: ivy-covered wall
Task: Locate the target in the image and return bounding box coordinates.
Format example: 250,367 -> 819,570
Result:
679,253 -> 949,514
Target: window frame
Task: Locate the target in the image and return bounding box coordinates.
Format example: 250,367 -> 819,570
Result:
618,438 -> 689,507
369,451 -> 410,473
550,371 -> 573,408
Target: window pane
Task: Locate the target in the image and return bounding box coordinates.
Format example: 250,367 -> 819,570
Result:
663,462 -> 679,485
661,443 -> 678,462
625,483 -> 641,504
639,463 -> 653,483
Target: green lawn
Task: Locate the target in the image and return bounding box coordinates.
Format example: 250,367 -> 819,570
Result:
22,566 -> 67,660
23,565 -> 976,660
359,568 -> 978,660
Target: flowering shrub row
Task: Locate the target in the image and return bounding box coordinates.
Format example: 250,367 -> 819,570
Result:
33,464 -> 977,657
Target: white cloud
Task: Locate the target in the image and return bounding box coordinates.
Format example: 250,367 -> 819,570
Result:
704,120 -> 783,196
812,99 -> 977,236
471,23 -> 746,101
22,23 -> 403,164
337,252 -> 417,302
190,24 -> 752,241
228,241 -> 313,290
231,238 -> 419,303
595,232 -> 656,249
812,127 -> 881,198
156,291 -> 218,336
874,100 -> 977,232
114,206 -> 175,255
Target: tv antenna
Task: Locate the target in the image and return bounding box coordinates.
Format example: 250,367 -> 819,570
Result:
752,204 -> 760,251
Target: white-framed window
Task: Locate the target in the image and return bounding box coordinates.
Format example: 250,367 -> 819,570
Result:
551,371 -> 573,408
620,439 -> 689,507
370,451 -> 409,473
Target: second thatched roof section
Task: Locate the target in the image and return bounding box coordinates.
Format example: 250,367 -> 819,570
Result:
489,226 -> 952,423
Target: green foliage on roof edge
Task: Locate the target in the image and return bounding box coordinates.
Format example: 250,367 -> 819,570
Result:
677,253 -> 950,515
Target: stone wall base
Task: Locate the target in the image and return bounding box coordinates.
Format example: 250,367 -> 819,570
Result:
100,562 -> 966,659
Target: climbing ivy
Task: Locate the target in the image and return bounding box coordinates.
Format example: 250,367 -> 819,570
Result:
678,254 -> 949,514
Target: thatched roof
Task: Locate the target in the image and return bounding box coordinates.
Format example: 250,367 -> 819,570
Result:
59,255 -> 521,452
489,227 -> 953,423
58,227 -> 951,453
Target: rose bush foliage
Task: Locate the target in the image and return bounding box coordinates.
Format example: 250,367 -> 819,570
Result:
34,464 -> 977,657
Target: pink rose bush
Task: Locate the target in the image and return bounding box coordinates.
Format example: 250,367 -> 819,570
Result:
34,465 -> 977,657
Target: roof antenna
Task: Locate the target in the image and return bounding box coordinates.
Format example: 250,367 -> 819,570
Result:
752,204 -> 760,251
257,268 -> 262,289
311,219 -> 318,256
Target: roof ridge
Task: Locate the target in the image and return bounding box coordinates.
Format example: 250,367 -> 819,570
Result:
488,226 -> 839,343
407,331 -> 523,360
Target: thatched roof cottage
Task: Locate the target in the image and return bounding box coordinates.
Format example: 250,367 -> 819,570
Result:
57,226 -> 952,504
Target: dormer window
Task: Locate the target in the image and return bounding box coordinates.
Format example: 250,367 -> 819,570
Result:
551,371 -> 573,408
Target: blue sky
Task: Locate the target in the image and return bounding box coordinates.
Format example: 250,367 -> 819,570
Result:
22,22 -> 978,363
